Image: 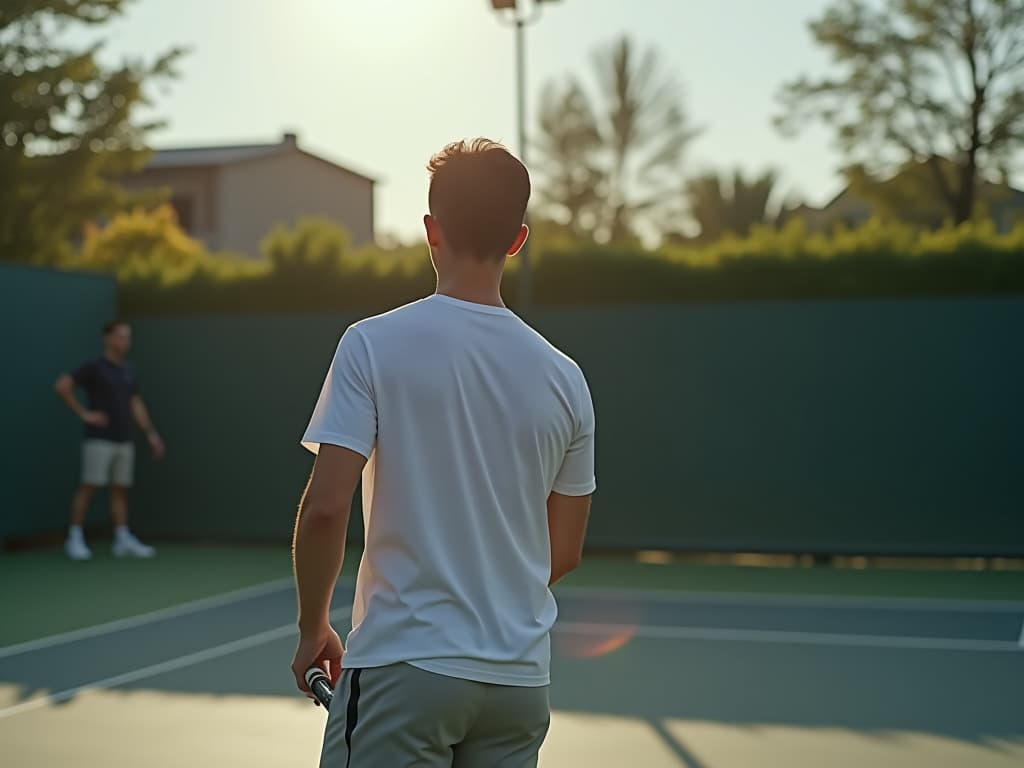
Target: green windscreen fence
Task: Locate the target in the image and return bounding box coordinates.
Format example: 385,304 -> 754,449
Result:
128,313 -> 361,543
0,265 -> 116,543
122,297 -> 1024,557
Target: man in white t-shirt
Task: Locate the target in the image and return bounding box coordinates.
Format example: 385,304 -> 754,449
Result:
290,138 -> 596,768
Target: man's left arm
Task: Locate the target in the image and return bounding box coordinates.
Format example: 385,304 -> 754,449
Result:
130,395 -> 165,459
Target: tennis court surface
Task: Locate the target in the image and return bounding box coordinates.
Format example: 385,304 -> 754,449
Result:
2,546 -> 1022,767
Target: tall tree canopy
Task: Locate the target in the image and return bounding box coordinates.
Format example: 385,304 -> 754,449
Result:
535,37 -> 699,244
778,0 -> 1024,224
534,80 -> 604,237
0,0 -> 181,264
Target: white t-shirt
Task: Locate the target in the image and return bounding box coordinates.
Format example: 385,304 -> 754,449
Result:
302,294 -> 596,686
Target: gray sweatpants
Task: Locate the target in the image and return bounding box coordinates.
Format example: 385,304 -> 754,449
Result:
320,663 -> 550,768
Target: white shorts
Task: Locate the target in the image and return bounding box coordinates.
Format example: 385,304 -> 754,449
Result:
82,440 -> 135,488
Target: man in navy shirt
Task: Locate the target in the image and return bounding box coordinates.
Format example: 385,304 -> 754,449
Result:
54,321 -> 165,560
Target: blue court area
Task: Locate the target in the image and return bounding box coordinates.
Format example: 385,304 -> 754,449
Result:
2,575 -> 1022,767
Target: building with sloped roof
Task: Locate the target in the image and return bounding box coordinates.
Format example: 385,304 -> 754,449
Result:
120,132 -> 375,257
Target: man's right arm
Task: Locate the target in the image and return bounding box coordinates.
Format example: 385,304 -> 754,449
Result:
54,371 -> 106,427
548,367 -> 596,586
548,491 -> 591,586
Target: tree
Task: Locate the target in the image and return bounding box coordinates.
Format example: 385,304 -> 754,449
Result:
262,217 -> 352,278
686,169 -> 779,242
74,204 -> 209,284
534,80 -> 604,237
536,37 -> 699,243
0,0 -> 182,264
778,0 -> 1024,225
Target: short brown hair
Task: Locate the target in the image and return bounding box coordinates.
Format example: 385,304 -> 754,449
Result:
427,138 -> 530,260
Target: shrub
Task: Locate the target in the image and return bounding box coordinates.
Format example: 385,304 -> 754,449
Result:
68,214 -> 1024,315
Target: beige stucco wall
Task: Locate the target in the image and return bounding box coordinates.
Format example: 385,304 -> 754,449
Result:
217,151 -> 374,257
119,167 -> 221,246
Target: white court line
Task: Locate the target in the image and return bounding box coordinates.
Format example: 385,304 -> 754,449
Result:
556,621 -> 1024,654
8,577 -> 1008,663
0,578 -> 294,659
555,585 -> 1024,613
1018,618 -> 1024,648
0,607 -> 352,721
1,610 -> 1016,722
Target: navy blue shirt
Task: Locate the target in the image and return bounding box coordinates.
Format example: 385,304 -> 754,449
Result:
71,357 -> 139,441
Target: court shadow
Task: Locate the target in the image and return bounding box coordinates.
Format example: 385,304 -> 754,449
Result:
648,719 -> 708,768
548,633 -> 1024,746
2,586 -> 1022,763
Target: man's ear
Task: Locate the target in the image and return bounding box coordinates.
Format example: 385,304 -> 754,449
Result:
507,224 -> 529,257
424,215 -> 444,249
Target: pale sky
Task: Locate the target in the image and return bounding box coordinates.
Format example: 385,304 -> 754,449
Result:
91,0 -> 845,240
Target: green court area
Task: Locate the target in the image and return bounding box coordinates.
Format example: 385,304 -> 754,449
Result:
2,544 -> 1023,646
2,544 -> 1022,767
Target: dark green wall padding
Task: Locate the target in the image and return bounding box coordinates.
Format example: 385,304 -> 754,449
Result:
119,298 -> 1024,557
0,265 -> 117,542
5,278 -> 1021,556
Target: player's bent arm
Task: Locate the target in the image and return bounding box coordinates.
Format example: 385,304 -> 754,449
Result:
293,444 -> 366,633
53,374 -> 86,418
548,491 -> 591,586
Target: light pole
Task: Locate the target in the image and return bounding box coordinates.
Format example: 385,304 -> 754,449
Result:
490,0 -> 557,310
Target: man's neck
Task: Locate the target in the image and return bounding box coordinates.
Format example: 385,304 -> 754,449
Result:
103,351 -> 123,365
435,275 -> 504,308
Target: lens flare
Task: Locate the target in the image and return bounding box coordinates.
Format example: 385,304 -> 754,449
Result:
555,598 -> 641,659
556,625 -> 636,658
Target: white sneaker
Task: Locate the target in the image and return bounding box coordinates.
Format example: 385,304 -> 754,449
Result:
65,537 -> 93,561
112,533 -> 156,558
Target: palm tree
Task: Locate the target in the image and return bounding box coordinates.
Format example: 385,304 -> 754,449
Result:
534,80 -> 604,236
686,169 -> 778,242
535,37 -> 699,244
593,37 -> 698,243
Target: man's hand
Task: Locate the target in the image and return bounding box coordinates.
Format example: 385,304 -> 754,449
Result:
147,431 -> 166,460
291,624 -> 344,700
82,410 -> 109,428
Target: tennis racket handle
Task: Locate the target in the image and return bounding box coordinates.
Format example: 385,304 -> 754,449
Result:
304,667 -> 334,710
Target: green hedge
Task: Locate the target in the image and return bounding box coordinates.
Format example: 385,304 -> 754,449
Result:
64,212 -> 1024,314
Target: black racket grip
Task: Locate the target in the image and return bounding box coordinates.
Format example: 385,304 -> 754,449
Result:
304,667 -> 334,710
